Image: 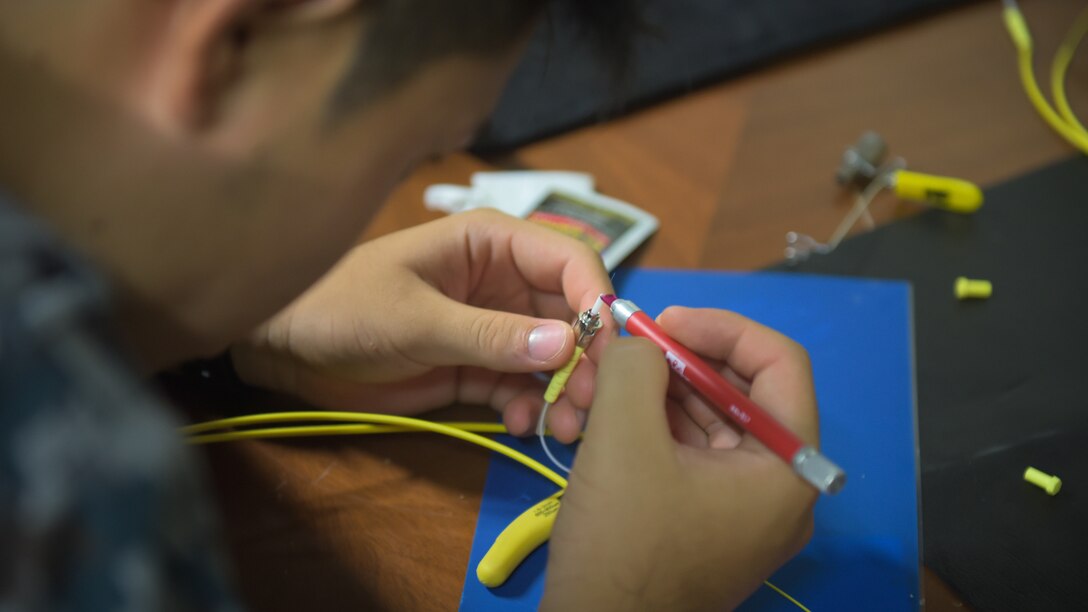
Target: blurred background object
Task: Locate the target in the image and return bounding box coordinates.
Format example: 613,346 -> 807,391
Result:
473,0 -> 974,151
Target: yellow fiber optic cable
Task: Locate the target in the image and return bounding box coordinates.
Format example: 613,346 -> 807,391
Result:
181,412 -> 497,434
183,411 -> 567,489
763,580 -> 813,612
182,412 -> 811,610
1051,5 -> 1088,136
187,423 -> 507,444
184,416 -> 505,437
1003,1 -> 1088,153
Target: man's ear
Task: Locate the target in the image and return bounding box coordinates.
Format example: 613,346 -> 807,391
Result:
146,0 -> 356,135
146,0 -> 257,134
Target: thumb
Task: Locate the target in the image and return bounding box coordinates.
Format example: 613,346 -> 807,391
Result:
579,338 -> 675,471
415,296 -> 575,372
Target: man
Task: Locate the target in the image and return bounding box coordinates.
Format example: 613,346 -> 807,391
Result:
0,1 -> 817,609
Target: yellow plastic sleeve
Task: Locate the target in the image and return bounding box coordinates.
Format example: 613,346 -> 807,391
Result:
476,492 -> 563,587
893,170 -> 983,213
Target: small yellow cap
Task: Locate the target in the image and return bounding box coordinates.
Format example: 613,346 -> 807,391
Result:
955,277 -> 992,300
1024,466 -> 1062,496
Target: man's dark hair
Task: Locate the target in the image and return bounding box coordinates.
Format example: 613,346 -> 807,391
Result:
333,0 -> 640,113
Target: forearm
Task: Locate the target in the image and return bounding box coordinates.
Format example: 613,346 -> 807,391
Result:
541,569 -> 651,612
542,570 -> 745,612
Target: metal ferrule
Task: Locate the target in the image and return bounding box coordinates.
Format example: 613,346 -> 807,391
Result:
792,446 -> 847,495
608,299 -> 641,329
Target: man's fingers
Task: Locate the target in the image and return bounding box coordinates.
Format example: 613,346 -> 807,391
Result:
579,337 -> 675,470
657,307 -> 797,381
665,399 -> 713,448
414,293 -> 576,372
463,209 -> 613,314
657,307 -> 818,446
561,357 -> 596,409
679,393 -> 745,450
500,388 -> 547,436
543,399 -> 585,444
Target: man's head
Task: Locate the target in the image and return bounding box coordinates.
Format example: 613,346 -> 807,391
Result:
0,0 -> 631,368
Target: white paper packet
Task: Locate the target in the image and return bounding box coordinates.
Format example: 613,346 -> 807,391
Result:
424,171 -> 657,270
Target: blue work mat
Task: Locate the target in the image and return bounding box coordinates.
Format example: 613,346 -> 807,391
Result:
460,269 -> 921,611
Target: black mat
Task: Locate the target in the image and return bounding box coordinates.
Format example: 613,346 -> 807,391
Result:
472,0 -> 973,152
771,156 -> 1088,610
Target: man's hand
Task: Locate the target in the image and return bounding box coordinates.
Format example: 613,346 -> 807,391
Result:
229,209 -> 612,441
542,307 -> 819,611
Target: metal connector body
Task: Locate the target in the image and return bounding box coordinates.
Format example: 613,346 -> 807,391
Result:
573,308 -> 603,348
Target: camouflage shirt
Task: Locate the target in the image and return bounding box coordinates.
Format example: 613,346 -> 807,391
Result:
0,194 -> 241,611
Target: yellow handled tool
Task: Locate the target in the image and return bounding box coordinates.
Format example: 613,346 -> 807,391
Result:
891,170 -> 983,213
476,491 -> 563,588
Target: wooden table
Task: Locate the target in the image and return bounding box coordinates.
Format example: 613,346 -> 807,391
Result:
192,1 -> 1087,609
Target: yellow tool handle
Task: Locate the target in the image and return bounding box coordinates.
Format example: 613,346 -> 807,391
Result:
543,346 -> 585,404
893,170 -> 983,213
476,492 -> 563,588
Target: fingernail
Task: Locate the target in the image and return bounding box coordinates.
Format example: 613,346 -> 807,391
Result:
528,322 -> 568,362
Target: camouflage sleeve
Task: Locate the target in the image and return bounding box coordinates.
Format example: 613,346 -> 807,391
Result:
1,196 -> 242,611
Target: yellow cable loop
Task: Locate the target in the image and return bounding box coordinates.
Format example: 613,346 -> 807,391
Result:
1051,5 -> 1088,136
187,423 -> 507,443
183,415 -> 506,436
183,411 -> 567,489
1004,6 -> 1088,154
181,412 -> 811,610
